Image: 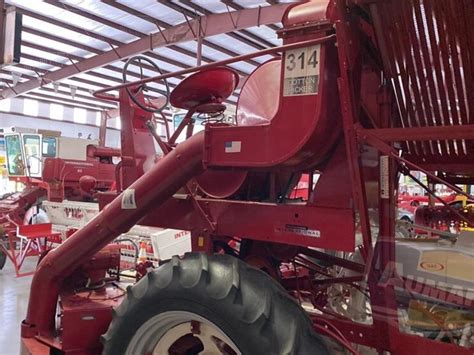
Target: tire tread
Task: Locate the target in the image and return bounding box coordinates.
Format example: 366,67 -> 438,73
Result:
102,253 -> 328,355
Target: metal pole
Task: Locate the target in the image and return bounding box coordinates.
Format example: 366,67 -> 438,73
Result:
0,0 -> 5,62
196,36 -> 202,66
99,111 -> 107,147
196,17 -> 202,66
160,111 -> 170,141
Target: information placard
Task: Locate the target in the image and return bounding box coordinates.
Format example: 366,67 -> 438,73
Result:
283,45 -> 320,96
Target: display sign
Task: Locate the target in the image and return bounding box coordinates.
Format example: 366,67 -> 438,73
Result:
283,45 -> 320,96
417,250 -> 474,283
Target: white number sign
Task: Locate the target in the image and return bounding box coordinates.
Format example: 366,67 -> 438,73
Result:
283,45 -> 320,96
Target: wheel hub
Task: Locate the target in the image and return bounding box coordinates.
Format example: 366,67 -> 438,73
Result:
126,311 -> 240,355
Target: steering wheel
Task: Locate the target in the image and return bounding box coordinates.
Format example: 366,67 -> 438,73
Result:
122,55 -> 170,113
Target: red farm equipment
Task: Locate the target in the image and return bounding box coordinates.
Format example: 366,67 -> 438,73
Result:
0,128 -> 117,275
19,0 -> 474,354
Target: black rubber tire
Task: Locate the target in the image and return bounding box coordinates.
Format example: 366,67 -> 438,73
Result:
0,249 -> 6,270
102,253 -> 328,355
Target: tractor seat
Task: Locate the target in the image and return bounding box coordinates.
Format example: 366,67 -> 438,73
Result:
170,67 -> 239,113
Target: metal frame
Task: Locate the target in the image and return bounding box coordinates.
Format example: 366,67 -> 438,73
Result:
17,1 -> 474,354
0,223 -> 61,277
0,1 -> 291,105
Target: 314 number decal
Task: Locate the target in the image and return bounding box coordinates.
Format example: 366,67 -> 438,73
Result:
286,49 -> 318,71
283,45 -> 320,96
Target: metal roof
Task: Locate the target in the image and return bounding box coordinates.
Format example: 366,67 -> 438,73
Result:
0,0 -> 295,119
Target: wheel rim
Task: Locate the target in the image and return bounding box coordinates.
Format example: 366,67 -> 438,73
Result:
126,311 -> 241,355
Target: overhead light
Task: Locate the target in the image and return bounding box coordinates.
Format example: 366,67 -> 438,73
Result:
70,85 -> 77,100
53,82 -> 59,94
11,71 -> 21,86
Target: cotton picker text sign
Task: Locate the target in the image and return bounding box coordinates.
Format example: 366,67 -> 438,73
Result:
283,45 -> 320,96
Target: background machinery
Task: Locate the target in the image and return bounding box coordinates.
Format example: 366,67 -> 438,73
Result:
0,127 -> 117,274
19,0 -> 474,354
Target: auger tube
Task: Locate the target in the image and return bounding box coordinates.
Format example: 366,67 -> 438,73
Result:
21,132 -> 205,338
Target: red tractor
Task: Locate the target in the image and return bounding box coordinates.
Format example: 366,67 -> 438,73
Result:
20,1 -> 474,354
0,128 -> 117,273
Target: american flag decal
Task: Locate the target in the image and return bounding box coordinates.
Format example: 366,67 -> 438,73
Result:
225,141 -> 241,153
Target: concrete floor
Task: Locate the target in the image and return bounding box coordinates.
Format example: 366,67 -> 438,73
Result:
0,257 -> 36,355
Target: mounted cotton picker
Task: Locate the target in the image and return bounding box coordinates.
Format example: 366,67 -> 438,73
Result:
20,1 -> 474,354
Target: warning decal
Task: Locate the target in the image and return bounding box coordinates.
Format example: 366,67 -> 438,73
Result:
380,155 -> 389,199
283,45 -> 320,97
121,188 -> 137,209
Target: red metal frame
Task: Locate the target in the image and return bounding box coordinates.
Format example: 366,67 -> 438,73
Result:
93,36 -> 335,101
0,223 -> 61,277
19,0 -> 474,354
0,131 -> 116,276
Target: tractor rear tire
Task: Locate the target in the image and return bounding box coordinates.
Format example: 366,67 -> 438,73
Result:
102,253 -> 328,355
